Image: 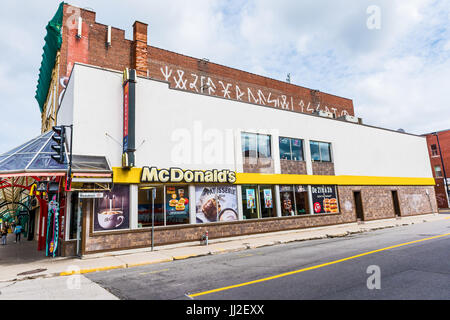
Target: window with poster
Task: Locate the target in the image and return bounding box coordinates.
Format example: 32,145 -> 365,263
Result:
137,185 -> 189,228
241,185 -> 276,220
311,185 -> 339,214
195,186 -> 238,223
93,185 -> 130,232
280,185 -> 310,216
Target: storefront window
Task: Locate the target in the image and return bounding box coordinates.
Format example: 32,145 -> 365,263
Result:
280,185 -> 295,216
258,134 -> 271,158
94,185 -> 130,232
280,185 -> 309,216
310,141 -> 332,162
311,185 -> 339,214
195,186 -> 238,223
138,186 -> 165,227
241,132 -> 257,158
279,137 -> 304,161
242,185 -> 276,219
138,185 -> 190,227
242,132 -> 271,159
165,186 -> 190,225
294,185 -> 309,215
242,185 -> 259,220
279,138 -> 291,160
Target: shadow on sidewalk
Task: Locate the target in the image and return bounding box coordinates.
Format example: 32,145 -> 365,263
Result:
0,234 -> 49,266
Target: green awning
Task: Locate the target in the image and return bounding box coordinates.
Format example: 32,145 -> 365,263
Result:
35,2 -> 64,113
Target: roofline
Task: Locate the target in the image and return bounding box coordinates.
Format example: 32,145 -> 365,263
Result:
421,128 -> 450,136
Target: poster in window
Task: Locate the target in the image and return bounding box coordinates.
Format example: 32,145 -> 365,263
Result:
311,185 -> 339,214
263,189 -> 273,208
246,188 -> 256,209
94,185 -> 130,231
165,186 -> 189,224
196,186 -> 238,223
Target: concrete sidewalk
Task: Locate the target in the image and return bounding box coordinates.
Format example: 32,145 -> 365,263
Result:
1,212 -> 449,283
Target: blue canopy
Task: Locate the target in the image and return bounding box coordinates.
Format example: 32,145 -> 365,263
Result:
0,131 -> 67,173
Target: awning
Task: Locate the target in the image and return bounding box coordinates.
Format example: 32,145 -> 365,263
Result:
0,131 -> 112,177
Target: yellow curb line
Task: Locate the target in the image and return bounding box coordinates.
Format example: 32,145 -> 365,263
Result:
60,265 -> 126,276
188,232 -> 450,298
127,259 -> 173,268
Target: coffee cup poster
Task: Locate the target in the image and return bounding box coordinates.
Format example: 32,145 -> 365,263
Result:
311,185 -> 339,214
195,186 -> 238,223
94,185 -> 130,231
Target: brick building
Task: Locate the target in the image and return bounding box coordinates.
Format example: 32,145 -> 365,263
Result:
0,3 -> 438,257
423,129 -> 450,208
38,3 -> 356,133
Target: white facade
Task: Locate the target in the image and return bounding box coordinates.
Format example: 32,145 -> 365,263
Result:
58,64 -> 433,179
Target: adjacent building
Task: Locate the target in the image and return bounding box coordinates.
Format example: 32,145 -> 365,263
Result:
423,130 -> 450,208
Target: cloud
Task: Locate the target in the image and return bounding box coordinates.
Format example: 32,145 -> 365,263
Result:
0,0 -> 449,153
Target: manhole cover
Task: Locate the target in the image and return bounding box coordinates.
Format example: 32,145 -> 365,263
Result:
17,268 -> 47,276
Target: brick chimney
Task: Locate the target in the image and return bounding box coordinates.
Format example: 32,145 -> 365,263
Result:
132,21 -> 148,76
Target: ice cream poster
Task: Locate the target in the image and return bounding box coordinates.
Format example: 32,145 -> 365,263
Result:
94,185 -> 130,231
196,186 -> 238,223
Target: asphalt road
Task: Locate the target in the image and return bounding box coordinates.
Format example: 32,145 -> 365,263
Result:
86,218 -> 450,300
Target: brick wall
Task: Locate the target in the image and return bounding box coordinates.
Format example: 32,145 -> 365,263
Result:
338,185 -> 437,221
280,160 -> 307,174
58,4 -> 355,121
312,162 -> 335,175
424,130 -> 450,208
79,185 -> 437,255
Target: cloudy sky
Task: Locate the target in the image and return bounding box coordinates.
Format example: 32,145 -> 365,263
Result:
0,0 -> 449,152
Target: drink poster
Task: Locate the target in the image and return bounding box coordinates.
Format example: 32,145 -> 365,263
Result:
94,185 -> 130,231
311,185 -> 339,214
263,189 -> 273,208
196,186 -> 238,223
246,188 -> 256,209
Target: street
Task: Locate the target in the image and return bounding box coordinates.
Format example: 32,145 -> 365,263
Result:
83,218 -> 450,300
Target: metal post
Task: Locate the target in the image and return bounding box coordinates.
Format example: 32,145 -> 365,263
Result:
434,132 -> 450,207
151,188 -> 155,251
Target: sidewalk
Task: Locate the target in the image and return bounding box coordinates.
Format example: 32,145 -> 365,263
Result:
1,212 -> 449,282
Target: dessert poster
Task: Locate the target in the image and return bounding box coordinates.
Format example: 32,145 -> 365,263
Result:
196,186 -> 238,223
94,185 -> 130,231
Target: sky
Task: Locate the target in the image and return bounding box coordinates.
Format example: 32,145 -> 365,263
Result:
0,0 -> 449,153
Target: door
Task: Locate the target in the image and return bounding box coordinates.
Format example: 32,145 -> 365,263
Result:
353,191 -> 364,221
392,191 -> 401,217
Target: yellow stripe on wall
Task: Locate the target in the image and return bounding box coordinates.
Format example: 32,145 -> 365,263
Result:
112,167 -> 435,186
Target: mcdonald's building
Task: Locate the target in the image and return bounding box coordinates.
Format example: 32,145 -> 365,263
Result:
0,3 -> 438,257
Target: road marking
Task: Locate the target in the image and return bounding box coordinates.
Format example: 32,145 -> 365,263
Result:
188,232 -> 450,298
139,268 -> 169,276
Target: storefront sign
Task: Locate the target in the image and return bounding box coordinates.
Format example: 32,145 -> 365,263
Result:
122,68 -> 136,168
141,167 -> 236,184
79,192 -> 104,199
311,185 -> 339,214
